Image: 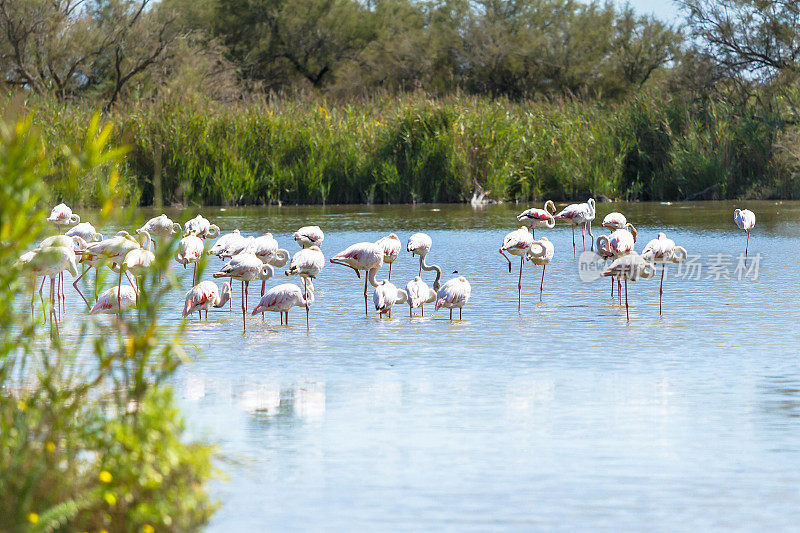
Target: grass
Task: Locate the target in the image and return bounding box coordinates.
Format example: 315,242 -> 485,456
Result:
16,92 -> 796,206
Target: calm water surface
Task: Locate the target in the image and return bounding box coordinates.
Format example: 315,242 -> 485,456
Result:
77,202 -> 800,529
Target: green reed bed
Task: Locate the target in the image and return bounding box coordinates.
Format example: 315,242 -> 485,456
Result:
21,93 -> 795,206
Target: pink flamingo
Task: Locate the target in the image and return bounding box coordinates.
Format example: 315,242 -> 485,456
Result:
376,233 -> 401,280
734,208 -> 756,262
90,284 -> 138,315
213,252 -> 274,332
601,253 -> 655,322
252,282 -> 315,326
183,215 -> 220,239
555,198 -> 596,257
405,276 -> 437,317
499,226 -> 534,312
435,276 -> 472,320
526,236 -> 554,301
294,226 -> 324,248
406,233 -> 442,290
18,245 -> 79,325
330,242 -> 384,317
373,280 -> 407,318
517,200 -> 556,238
642,232 -> 687,315
175,231 -> 205,285
47,203 -> 79,226
183,280 -> 232,319
596,224 -> 637,304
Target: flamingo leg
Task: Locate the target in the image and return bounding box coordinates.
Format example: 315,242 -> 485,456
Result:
421,305 -> 424,317
459,308 -> 462,320
517,255 -> 523,313
500,249 -> 512,273
241,280 -> 247,333
745,230 -> 750,264
582,224 -> 586,251
230,277 -> 233,311
117,268 -> 123,313
625,279 -> 629,323
660,264 -> 665,316
304,277 -> 309,328
388,262 -> 392,281
449,309 -> 453,320
572,225 -> 576,257
610,276 -> 614,297
192,263 -> 197,286
72,266 -> 91,309
363,275 -> 369,318
618,279 -> 622,306
125,271 -> 137,305
540,264 -> 546,301
261,279 -> 266,322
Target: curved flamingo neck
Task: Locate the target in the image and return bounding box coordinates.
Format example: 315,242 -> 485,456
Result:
367,267 -> 380,288
419,253 -> 442,289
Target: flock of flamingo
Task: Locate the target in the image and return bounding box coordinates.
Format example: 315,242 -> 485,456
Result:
16,200 -> 757,330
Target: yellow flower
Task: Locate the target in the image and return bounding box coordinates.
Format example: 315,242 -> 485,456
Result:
99,470 -> 113,483
103,492 -> 117,506
17,400 -> 26,411
28,513 -> 39,524
142,525 -> 155,533
45,441 -> 56,452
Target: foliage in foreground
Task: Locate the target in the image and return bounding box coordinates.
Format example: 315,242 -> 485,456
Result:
26,93 -> 797,206
0,112 -> 216,531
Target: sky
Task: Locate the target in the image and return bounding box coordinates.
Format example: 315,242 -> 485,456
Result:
626,0 -> 681,23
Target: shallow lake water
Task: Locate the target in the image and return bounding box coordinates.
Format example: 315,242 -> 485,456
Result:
57,201 -> 800,529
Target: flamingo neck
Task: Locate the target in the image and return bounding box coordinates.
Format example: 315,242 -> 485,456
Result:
419,253 -> 442,290
367,267 -> 380,288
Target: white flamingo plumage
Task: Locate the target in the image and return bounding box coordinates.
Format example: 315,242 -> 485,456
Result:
66,222 -> 103,243
527,236 -> 555,301
596,223 -> 638,302
734,208 -> 756,260
90,284 -> 137,315
252,282 -> 315,326
375,233 -> 401,280
601,212 -> 627,230
330,242 -> 384,317
373,280 -> 408,318
183,215 -> 220,239
75,231 -> 142,309
435,276 -> 472,320
47,203 -> 79,225
406,232 -> 442,290
249,233 -> 290,267
294,226 -> 324,248
642,232 -> 687,315
405,276 -> 437,317
499,226 -> 534,312
183,280 -> 232,319
208,229 -> 245,258
285,245 -> 324,322
18,245 -> 79,323
555,198 -> 596,256
39,234 -> 88,313
175,232 -> 205,285
138,214 -> 182,238
214,252 -> 274,332
517,200 -> 556,238
601,252 -> 655,322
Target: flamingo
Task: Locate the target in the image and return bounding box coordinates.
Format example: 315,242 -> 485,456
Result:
376,233 -> 401,280
74,231 -> 142,309
596,223 -> 637,303
405,276 -> 437,317
17,245 -> 79,324
294,226 -> 324,248
435,276 -> 471,320
517,200 -> 556,238
734,208 -> 756,261
183,215 -> 220,239
183,280 -> 232,319
66,222 -> 103,243
330,242 -> 384,317
208,229 -> 246,258
47,203 -> 79,225
112,232 -> 155,303
642,232 -> 687,315
601,212 -> 627,231
285,245 -> 324,323
555,198 -> 596,257
90,284 -> 138,315
252,282 -> 315,326
138,214 -> 182,238
601,252 -> 655,322
406,232 -> 442,290
40,234 -> 88,313
249,232 -> 291,309
499,226 -> 534,312
527,236 -> 554,301
373,280 -> 408,318
175,231 -> 205,285
213,252 -> 274,332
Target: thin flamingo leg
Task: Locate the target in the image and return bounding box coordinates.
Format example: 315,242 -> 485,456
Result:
582,224 -> 586,251
611,276 -> 614,297
572,225 -> 576,258
241,280 -> 247,333
517,256 -> 523,313
388,262 -> 392,281
363,275 -> 369,318
117,268 -> 123,313
625,279 -> 629,322
72,266 -> 91,309
660,265 -> 665,316
261,279 -> 266,322
745,230 -> 750,265
540,264 -> 545,301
